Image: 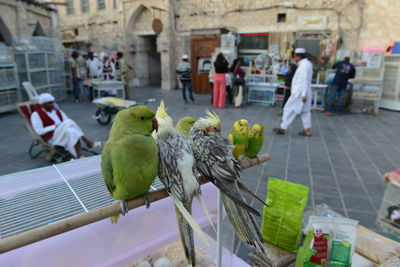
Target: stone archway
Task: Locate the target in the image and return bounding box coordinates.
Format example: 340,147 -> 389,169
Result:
125,4 -> 176,90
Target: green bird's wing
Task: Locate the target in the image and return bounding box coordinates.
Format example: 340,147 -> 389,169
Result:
230,129 -> 248,145
244,136 -> 264,158
101,142 -> 116,195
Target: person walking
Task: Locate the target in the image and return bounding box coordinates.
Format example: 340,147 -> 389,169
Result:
273,48 -> 313,136
324,57 -> 356,116
282,58 -> 297,109
231,59 -> 246,108
70,51 -> 82,103
213,53 -> 229,108
115,52 -> 130,99
176,54 -> 195,103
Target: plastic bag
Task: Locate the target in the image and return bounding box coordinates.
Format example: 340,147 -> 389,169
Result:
356,226 -> 400,264
261,177 -> 310,252
296,216 -> 358,267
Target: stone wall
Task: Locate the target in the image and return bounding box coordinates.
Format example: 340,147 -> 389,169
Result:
58,0 -> 123,51
57,0 -> 400,90
0,0 -> 56,44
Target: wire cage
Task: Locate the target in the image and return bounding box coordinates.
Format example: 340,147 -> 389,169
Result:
13,37 -> 67,102
376,181 -> 400,241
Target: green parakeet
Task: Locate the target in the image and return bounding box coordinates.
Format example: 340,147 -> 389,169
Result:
228,119 -> 250,159
244,124 -> 264,158
154,101 -> 213,266
176,116 -> 196,138
101,105 -> 159,223
189,111 -> 266,252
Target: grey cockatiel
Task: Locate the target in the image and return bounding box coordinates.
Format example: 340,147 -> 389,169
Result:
153,101 -> 213,266
189,111 -> 265,252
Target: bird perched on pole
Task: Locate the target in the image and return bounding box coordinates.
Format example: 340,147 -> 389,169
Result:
244,123 -> 265,158
228,119 -> 250,159
153,101 -> 213,266
101,105 -> 159,223
189,110 -> 266,252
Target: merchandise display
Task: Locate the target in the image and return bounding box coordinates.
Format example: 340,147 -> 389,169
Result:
0,42 -> 20,113
296,216 -> 358,267
13,37 -> 67,101
356,226 -> 400,264
261,177 -> 309,252
377,176 -> 400,240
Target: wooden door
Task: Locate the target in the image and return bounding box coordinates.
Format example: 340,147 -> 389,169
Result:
191,34 -> 220,94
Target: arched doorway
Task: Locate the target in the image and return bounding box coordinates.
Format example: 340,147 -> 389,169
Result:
0,17 -> 12,46
126,5 -> 161,87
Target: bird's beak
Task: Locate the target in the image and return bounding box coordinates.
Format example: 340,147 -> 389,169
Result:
152,117 -> 159,132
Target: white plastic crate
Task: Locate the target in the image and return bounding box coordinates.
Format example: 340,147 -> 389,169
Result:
247,82 -> 278,105
48,53 -> 64,69
30,71 -> 48,87
14,54 -> 27,72
28,53 -> 46,70
377,181 -> 400,240
5,68 -> 16,85
49,70 -> 65,84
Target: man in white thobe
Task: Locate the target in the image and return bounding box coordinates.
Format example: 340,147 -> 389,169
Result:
31,93 -> 101,158
274,48 -> 313,136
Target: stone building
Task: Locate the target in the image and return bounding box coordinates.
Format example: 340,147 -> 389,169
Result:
0,0 -> 59,45
57,0 -> 400,91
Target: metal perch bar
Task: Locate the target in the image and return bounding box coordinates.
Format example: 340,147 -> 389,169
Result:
0,153 -> 270,254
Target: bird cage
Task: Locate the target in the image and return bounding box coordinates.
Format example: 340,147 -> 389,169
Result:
376,179 -> 400,241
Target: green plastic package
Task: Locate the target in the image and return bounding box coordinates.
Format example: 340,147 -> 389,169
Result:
261,177 -> 310,252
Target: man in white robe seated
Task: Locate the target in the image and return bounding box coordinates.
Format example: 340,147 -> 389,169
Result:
273,48 -> 313,136
31,93 -> 102,158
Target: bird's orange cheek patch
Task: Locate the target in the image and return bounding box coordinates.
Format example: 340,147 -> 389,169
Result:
205,126 -> 212,132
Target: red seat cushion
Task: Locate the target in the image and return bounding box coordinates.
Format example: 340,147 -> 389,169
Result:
18,104 -> 41,123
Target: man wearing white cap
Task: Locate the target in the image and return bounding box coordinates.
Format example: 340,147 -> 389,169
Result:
176,54 -> 196,103
274,48 -> 313,136
31,93 -> 102,158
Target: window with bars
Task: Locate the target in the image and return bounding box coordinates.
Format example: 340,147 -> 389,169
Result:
81,0 -> 89,13
97,0 -> 106,10
66,0 -> 74,14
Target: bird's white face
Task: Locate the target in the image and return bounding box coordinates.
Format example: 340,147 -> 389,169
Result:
156,116 -> 174,135
193,118 -> 221,135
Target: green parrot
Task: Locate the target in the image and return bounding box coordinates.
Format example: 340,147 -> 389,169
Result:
101,105 -> 159,223
228,119 -> 250,159
244,123 -> 265,158
176,116 -> 196,138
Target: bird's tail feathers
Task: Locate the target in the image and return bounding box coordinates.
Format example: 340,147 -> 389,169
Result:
175,205 -> 196,266
215,181 -> 261,216
221,194 -> 265,253
173,197 -> 210,247
237,181 -> 269,207
196,193 -> 216,233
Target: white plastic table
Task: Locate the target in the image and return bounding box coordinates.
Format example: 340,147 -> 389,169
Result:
91,80 -> 125,99
311,84 -> 328,110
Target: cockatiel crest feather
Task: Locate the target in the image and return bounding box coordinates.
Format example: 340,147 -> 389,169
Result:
204,110 -> 221,128
155,100 -> 168,119
153,100 -> 173,139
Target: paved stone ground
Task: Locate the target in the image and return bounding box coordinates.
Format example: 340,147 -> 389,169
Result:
1,86 -> 399,262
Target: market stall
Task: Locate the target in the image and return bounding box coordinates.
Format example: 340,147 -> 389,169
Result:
0,43 -> 20,113
13,37 -> 67,102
